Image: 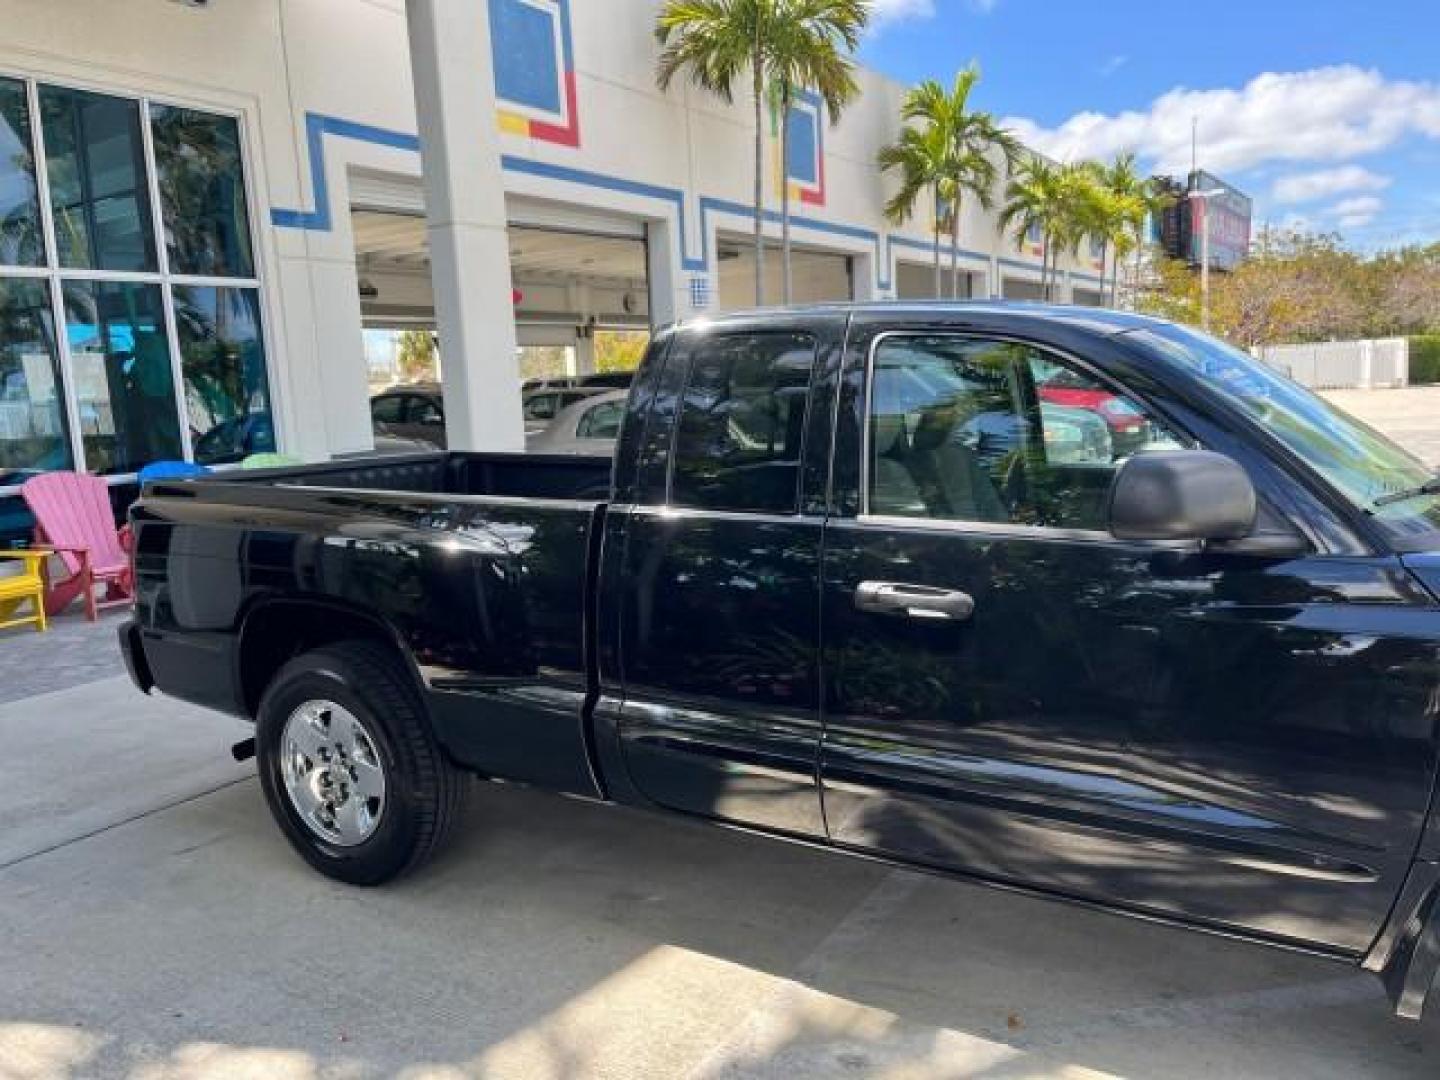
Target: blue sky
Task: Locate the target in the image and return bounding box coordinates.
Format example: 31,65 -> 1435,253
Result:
859,0 -> 1440,250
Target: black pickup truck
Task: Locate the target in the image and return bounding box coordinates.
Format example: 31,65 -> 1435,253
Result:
121,303 -> 1440,1018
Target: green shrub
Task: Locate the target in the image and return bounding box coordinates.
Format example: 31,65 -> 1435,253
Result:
1411,335 -> 1440,385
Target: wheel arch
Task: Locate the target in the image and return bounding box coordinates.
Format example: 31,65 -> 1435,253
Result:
235,596 -> 428,721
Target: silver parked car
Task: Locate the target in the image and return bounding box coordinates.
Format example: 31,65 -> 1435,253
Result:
526,390 -> 626,455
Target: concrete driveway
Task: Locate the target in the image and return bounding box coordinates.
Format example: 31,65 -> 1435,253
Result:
1321,386 -> 1440,466
1,669 -> 1437,1079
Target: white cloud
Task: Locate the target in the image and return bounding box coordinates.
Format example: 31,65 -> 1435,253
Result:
1002,65 -> 1440,175
1327,195 -> 1384,230
869,0 -> 936,24
1271,165 -> 1391,204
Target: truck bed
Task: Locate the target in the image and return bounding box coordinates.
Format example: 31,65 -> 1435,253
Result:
130,450 -> 613,797
216,450 -> 613,501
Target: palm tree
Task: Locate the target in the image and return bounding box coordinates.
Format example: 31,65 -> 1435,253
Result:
767,0 -> 867,304
879,64 -> 1020,299
877,122 -> 950,296
656,0 -> 771,306
1091,153 -> 1150,305
1001,156 -> 1068,300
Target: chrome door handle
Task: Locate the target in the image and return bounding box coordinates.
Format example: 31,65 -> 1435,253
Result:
854,581 -> 975,622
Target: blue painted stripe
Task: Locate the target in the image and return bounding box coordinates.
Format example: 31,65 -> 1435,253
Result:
888,233 -> 990,264
503,156 -> 705,271
272,114 -> 419,231
267,111 -> 1094,292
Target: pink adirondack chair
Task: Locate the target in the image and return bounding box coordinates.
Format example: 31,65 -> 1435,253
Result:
20,472 -> 134,620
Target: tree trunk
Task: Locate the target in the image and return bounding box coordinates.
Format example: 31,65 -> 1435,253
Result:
949,193 -> 962,299
752,50 -> 766,307
932,191 -> 942,298
1099,239 -> 1109,307
1131,242 -> 1143,310
780,88 -> 792,305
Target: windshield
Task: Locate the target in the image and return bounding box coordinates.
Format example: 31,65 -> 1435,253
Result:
1125,323 -> 1440,543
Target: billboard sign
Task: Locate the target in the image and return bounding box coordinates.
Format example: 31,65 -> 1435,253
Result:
1187,171 -> 1251,270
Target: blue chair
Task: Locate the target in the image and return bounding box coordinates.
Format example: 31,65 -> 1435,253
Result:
138,461 -> 212,484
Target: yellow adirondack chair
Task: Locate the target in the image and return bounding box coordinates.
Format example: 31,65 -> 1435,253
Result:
0,549 -> 49,634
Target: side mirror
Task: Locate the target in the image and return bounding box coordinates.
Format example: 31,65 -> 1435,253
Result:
1108,450 -> 1256,542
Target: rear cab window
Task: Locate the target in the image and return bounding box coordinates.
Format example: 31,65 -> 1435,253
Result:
669,332 -> 818,514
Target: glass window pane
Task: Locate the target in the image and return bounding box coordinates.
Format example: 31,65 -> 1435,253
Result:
672,332 -> 816,513
175,285 -> 274,465
0,79 -> 44,267
63,280 -> 180,474
0,278 -> 71,482
867,336 -> 1181,530
150,105 -> 254,277
370,394 -> 404,425
40,85 -> 157,272
578,400 -> 624,440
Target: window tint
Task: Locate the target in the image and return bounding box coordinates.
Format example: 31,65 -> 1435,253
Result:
175,285 -> 273,464
408,396 -> 442,425
150,105 -> 254,278
0,278 -> 71,480
370,395 -> 404,424
62,280 -> 182,474
40,86 -> 156,272
671,332 -> 815,513
0,79 -> 43,267
868,335 -> 1182,531
576,399 -> 624,440
523,392 -> 558,421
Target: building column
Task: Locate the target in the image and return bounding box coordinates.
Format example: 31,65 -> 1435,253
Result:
406,0 -> 524,451
851,250 -> 882,301
988,255 -> 1001,299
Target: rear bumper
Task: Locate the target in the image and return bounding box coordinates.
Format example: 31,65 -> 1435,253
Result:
118,619 -> 154,694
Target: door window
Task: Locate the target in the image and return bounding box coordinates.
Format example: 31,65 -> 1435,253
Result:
867,335 -> 1182,530
576,399 -> 624,440
370,395 -> 404,425
671,332 -> 816,513
406,396 -> 443,426
523,392 -> 559,422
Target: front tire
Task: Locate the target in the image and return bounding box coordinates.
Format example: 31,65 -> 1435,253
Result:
255,641 -> 468,884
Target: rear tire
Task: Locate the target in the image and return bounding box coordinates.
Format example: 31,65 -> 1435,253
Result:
255,641 -> 468,884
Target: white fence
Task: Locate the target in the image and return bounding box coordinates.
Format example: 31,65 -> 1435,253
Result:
1256,338 -> 1409,390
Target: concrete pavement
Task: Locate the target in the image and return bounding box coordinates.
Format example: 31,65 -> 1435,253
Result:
1321,386 -> 1440,466
1,676 -> 1437,1078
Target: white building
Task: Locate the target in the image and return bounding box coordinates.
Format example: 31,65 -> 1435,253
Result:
0,0 -> 1110,496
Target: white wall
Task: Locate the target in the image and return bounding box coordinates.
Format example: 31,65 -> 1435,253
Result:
0,0 -> 1107,463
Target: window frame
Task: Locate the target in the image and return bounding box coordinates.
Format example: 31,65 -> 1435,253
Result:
664,329 -> 820,516
858,329 -> 1200,543
0,70 -> 274,493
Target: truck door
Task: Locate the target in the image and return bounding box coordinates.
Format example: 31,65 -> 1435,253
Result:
610,315 -> 839,836
818,318 -> 1439,955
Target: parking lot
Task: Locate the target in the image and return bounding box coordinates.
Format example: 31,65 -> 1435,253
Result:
0,619 -> 1436,1080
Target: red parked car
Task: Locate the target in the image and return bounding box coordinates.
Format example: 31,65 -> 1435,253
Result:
1036,364 -> 1148,447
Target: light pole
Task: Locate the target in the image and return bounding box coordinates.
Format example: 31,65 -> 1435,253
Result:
1190,187 -> 1225,332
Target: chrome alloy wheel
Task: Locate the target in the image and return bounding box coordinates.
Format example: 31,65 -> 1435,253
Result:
280,700 -> 387,846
